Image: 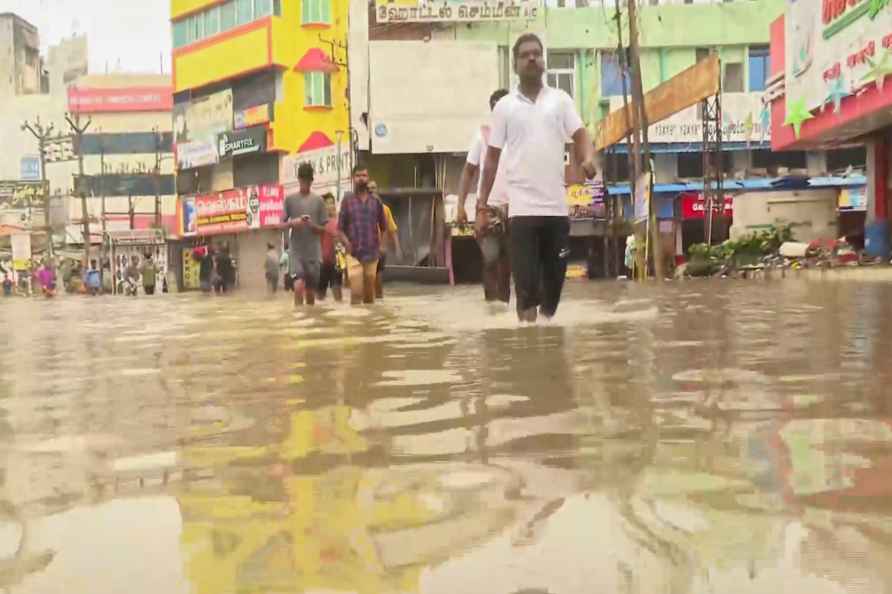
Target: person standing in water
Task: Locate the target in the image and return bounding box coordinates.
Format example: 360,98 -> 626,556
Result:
457,88 -> 511,305
283,162 -> 328,306
337,165 -> 387,305
317,193 -> 344,302
477,33 -> 596,322
367,180 -> 400,300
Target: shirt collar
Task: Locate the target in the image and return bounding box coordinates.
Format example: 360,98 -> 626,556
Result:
512,84 -> 550,105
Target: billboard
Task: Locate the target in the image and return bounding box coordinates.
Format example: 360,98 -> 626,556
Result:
174,89 -> 234,170
217,126 -> 267,160
281,144 -> 352,197
193,185 -> 283,234
68,86 -> 174,113
375,0 -> 539,22
786,0 -> 892,115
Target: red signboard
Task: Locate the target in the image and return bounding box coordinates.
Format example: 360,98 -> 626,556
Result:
68,86 -> 174,113
681,192 -> 733,220
194,185 -> 283,234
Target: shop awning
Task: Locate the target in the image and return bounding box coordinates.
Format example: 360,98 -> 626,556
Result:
294,48 -> 339,73
606,175 -> 866,196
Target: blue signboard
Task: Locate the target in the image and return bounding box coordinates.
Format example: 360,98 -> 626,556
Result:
20,156 -> 41,181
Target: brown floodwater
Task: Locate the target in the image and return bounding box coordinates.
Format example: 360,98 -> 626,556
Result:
2,277 -> 892,594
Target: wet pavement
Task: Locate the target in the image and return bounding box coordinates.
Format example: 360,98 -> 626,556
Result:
2,278 -> 892,594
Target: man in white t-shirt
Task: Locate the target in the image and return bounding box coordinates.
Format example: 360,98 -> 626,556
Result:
457,88 -> 511,304
478,32 -> 596,323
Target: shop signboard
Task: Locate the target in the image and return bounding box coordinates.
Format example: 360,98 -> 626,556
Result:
175,141 -> 219,170
217,126 -> 267,160
375,0 -> 538,22
68,86 -> 174,113
612,93 -> 771,144
234,104 -> 271,129
194,185 -> 283,234
11,233 -> 31,270
786,0 -> 892,116
20,156 -> 41,181
838,186 -> 867,210
0,180 -> 47,209
281,144 -> 352,197
681,192 -> 734,220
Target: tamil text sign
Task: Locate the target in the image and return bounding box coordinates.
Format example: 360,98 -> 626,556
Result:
681,192 -> 734,220
193,185 -> 283,234
68,86 -> 173,113
786,0 -> 892,115
376,0 -> 538,22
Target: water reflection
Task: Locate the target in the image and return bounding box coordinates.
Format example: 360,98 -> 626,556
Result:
2,280 -> 892,593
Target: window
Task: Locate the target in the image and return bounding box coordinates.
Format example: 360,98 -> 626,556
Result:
255,0 -> 274,17
748,46 -> 770,92
192,13 -> 205,41
305,72 -> 332,107
827,147 -> 867,173
170,0 -> 276,49
678,153 -> 703,179
302,0 -> 332,24
723,62 -> 744,93
205,6 -> 220,36
547,52 -> 575,98
600,49 -> 631,97
172,20 -> 189,48
236,0 -> 254,25
221,0 -> 236,29
695,47 -> 711,64
752,149 -> 807,171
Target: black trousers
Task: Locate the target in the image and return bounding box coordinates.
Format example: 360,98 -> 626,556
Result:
509,216 -> 570,317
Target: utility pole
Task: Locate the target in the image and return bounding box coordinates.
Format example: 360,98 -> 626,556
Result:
99,136 -> 107,238
65,111 -> 92,265
153,127 -> 162,228
626,0 -> 665,281
21,117 -> 55,257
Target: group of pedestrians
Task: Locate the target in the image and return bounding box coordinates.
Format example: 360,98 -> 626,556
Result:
457,33 -> 596,322
192,244 -> 236,295
276,162 -> 400,307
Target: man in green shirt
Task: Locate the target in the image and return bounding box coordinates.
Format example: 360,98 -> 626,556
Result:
141,254 -> 159,295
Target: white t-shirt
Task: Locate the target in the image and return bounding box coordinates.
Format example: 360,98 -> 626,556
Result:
466,128 -> 508,207
488,86 -> 584,218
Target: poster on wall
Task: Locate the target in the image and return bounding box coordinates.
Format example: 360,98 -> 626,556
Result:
633,173 -> 650,222
181,196 -> 197,236
375,0 -> 538,22
194,185 -> 283,234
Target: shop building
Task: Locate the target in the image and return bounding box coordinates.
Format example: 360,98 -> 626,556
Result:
766,1 -> 892,258
169,0 -> 351,291
351,0 -> 870,279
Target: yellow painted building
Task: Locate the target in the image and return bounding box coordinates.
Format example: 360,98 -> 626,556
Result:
170,0 -> 349,163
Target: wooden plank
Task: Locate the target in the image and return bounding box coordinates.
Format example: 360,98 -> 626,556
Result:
595,54 -> 721,150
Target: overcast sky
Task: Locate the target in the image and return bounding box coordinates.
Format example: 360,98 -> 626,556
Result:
5,0 -> 172,75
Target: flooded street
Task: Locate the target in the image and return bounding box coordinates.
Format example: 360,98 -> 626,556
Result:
3,278 -> 892,594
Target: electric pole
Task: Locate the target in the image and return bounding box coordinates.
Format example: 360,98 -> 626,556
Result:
65,111 -> 92,266
626,0 -> 665,281
153,127 -> 162,228
21,117 -> 55,257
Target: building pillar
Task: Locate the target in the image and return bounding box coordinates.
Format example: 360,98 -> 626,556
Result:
865,135 -> 890,258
